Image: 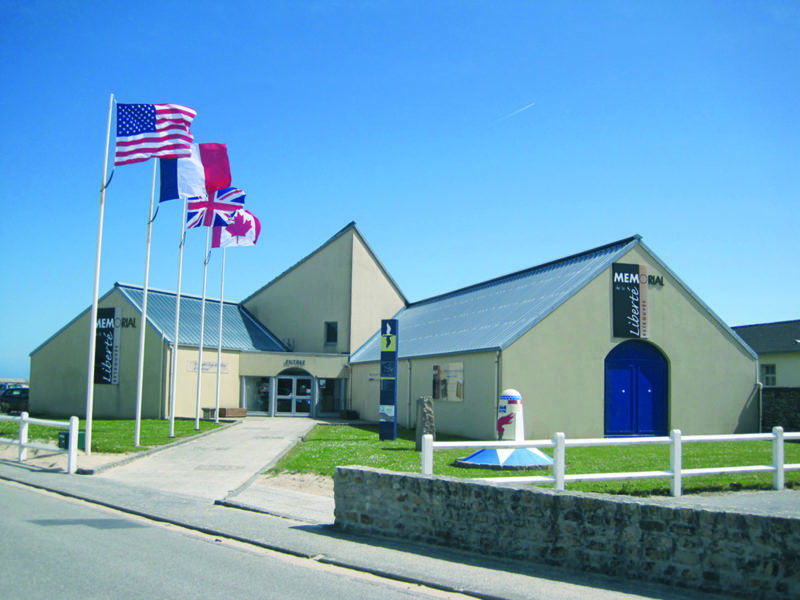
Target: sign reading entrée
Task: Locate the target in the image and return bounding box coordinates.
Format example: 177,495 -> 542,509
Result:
379,319 -> 398,441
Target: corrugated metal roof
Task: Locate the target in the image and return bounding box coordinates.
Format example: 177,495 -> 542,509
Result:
117,284 -> 286,352
732,320 -> 800,355
350,236 -> 640,363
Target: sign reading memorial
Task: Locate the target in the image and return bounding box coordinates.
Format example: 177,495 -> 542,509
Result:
379,319 -> 398,441
94,307 -> 120,384
612,263 -> 649,339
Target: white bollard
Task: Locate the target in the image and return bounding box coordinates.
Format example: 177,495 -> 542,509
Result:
670,429 -> 682,497
773,426 -> 785,490
421,434 -> 433,476
553,432 -> 566,491
67,416 -> 79,474
18,412 -> 29,462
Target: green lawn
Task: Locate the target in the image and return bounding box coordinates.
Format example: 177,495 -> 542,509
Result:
0,418 -> 221,453
272,423 -> 800,496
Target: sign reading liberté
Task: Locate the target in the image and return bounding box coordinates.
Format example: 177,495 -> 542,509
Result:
379,319 -> 398,441
93,307 -> 137,385
612,263 -> 664,339
94,308 -> 121,384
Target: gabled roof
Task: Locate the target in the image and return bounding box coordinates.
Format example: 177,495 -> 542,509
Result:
242,221 -> 407,306
118,284 -> 286,352
350,236 -> 641,363
732,320 -> 800,355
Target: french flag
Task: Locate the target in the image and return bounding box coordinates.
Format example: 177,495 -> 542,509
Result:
159,143 -> 231,201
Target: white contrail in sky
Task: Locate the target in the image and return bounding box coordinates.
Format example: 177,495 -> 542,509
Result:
497,100 -> 536,122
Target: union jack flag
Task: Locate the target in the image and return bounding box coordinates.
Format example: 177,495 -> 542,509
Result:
186,187 -> 245,229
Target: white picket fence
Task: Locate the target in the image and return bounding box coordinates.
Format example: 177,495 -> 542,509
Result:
0,412 -> 79,474
421,427 -> 800,497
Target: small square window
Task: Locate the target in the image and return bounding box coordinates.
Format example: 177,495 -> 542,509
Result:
324,321 -> 338,346
761,364 -> 776,387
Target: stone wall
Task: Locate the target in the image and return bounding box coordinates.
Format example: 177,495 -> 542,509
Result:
762,388 -> 800,432
334,466 -> 800,599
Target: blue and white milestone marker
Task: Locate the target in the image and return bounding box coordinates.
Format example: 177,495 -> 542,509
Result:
379,319 -> 398,441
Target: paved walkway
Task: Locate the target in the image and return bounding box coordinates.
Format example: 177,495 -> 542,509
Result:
94,418 -> 334,520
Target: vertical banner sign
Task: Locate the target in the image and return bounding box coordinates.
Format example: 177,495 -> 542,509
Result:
612,263 -> 649,339
638,264 -> 649,338
379,319 -> 398,441
94,307 -> 120,384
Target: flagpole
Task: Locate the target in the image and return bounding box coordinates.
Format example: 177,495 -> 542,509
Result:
215,247 -> 226,424
134,160 -> 157,446
169,198 -> 187,438
195,228 -> 211,430
85,93 -> 115,456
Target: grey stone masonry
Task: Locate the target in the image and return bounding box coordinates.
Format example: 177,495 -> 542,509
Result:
334,466 -> 800,599
414,397 -> 435,451
762,388 -> 800,432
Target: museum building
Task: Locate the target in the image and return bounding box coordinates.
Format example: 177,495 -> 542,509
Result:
30,223 -> 759,439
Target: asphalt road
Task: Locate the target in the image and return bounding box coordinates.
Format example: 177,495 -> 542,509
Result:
0,480 -> 472,600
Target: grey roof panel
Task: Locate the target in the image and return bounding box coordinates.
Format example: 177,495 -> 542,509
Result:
118,284 -> 286,352
350,237 -> 640,363
732,320 -> 800,355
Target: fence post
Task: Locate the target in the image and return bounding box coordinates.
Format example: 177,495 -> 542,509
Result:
18,412 -> 29,462
670,429 -> 682,497
67,416 -> 79,475
772,426 -> 784,490
554,432 -> 565,491
421,433 -> 433,476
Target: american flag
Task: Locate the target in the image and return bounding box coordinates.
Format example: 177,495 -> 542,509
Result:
115,103 -> 196,167
186,187 -> 246,229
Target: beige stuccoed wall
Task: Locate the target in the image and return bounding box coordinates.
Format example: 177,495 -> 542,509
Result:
349,363 -> 379,421
243,231 -> 354,354
758,353 -> 800,387
503,245 -> 758,438
350,235 -> 406,355
30,289 -> 167,419
168,347 -> 241,418
350,351 -> 498,439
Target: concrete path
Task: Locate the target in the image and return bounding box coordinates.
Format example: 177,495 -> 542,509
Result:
96,418 -> 317,501
91,417 -> 336,524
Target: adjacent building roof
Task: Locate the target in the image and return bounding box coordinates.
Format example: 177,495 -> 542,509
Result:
350,236 -> 642,363
732,320 -> 800,355
118,284 -> 287,352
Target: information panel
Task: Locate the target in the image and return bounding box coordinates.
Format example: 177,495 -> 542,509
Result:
379,319 -> 398,441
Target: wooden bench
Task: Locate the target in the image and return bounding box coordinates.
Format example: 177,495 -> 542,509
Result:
202,407 -> 247,419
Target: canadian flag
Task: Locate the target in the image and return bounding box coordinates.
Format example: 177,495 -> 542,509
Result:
212,209 -> 261,249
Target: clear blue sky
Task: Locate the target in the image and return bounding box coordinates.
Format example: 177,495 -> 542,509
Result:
1,1 -> 798,379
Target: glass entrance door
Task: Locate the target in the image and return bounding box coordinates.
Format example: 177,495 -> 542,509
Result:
276,376 -> 313,416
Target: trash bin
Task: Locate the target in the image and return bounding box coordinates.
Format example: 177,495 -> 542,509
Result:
58,430 -> 86,451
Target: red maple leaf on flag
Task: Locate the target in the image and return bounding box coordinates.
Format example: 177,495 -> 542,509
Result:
226,212 -> 253,238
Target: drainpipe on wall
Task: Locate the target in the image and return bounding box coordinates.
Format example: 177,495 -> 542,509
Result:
494,350 -> 500,439
163,342 -> 174,421
757,380 -> 763,432
407,359 -> 412,429
346,362 -> 352,414
158,333 -> 166,420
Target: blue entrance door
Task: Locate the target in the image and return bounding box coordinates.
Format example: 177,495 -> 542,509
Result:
604,341 -> 668,436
